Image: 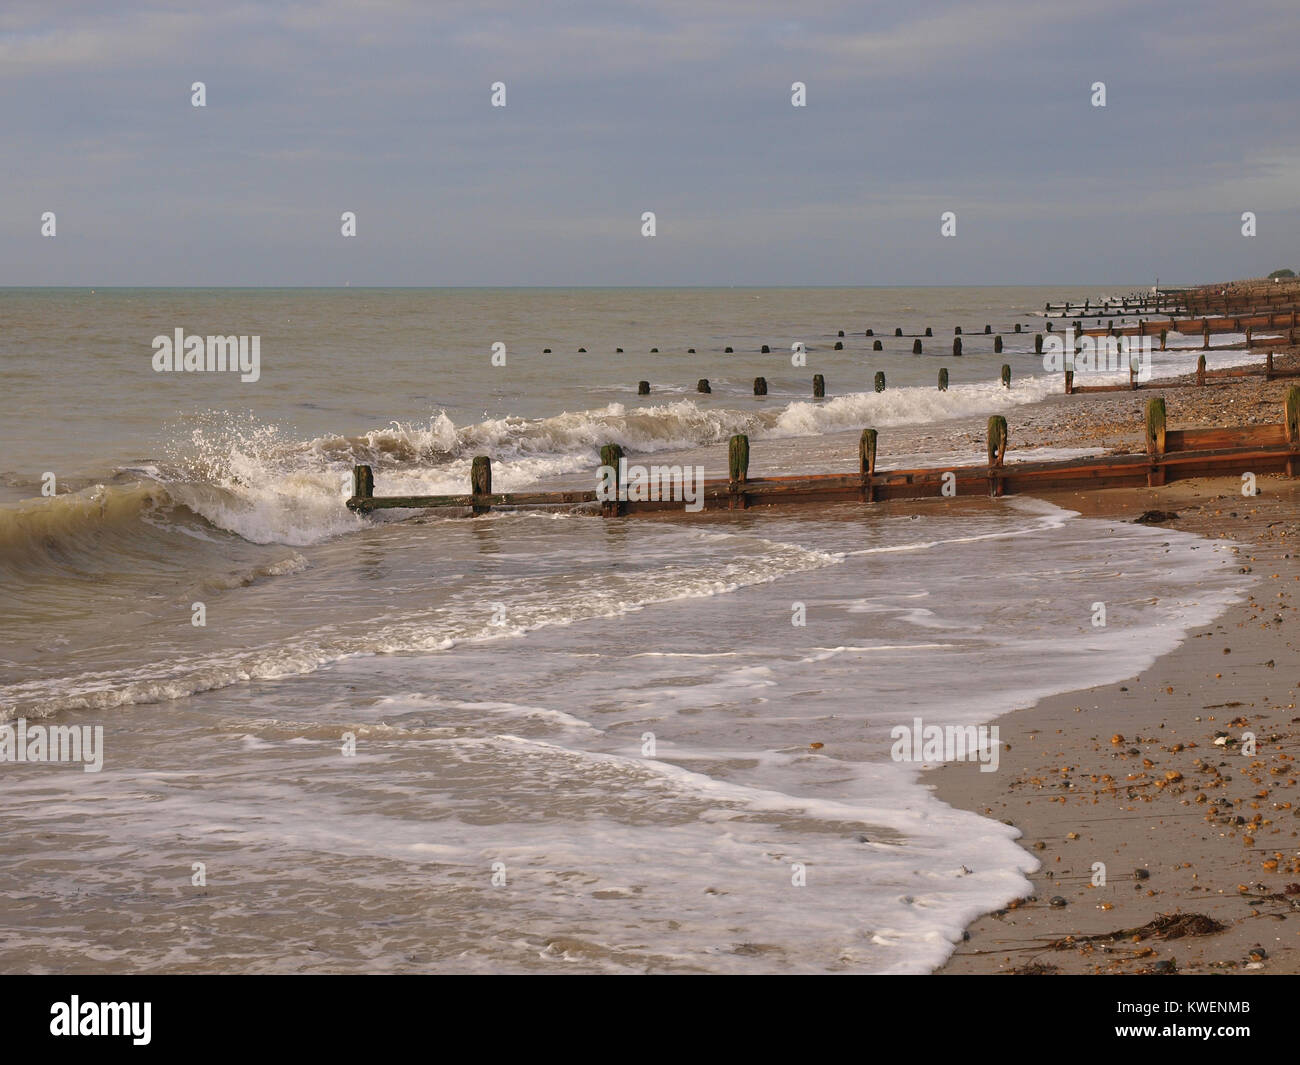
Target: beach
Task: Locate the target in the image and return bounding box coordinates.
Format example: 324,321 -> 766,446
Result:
934,362 -> 1300,974
2,284 -> 1297,974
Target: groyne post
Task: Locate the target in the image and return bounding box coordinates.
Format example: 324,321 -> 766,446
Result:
600,444 -> 624,517
1145,397 -> 1167,487
352,464 -> 374,502
859,428 -> 878,503
987,415 -> 1007,497
470,456 -> 492,515
728,433 -> 750,510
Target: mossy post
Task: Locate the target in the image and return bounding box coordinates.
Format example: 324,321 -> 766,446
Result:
697,378 -> 711,393
1285,386 -> 1300,477
813,373 -> 825,398
913,339 -> 923,355
753,376 -> 768,396
1001,364 -> 1011,389
470,456 -> 492,516
994,335 -> 1003,353
599,444 -> 624,517
937,367 -> 948,391
872,339 -> 883,351
351,464 -> 374,506
874,371 -> 886,393
638,380 -> 650,395
1034,333 -> 1043,354
952,337 -> 962,357
728,433 -> 750,510
1196,354 -> 1206,386
986,415 -> 1007,497
1144,397 -> 1166,487
859,428 -> 878,502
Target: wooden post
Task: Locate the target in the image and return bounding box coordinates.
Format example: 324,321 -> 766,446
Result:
470,456 -> 492,516
913,339 -> 923,354
1001,364 -> 1011,389
1145,397 -> 1166,487
1285,386 -> 1300,477
1202,324 -> 1210,350
697,378 -> 711,393
866,328 -> 874,336
728,433 -> 750,510
872,340 -> 883,350
761,344 -> 771,354
895,328 -> 903,337
1035,333 -> 1043,354
813,374 -> 825,398
1267,352 -> 1275,380
834,341 -> 843,350
987,415 -> 1007,497
1015,323 -> 1022,333
952,337 -> 962,357
753,377 -> 768,396
599,444 -> 623,517
725,346 -> 734,353
1064,369 -> 1074,394
874,371 -> 886,393
1196,354 -> 1206,386
925,327 -> 933,337
937,368 -> 948,391
352,464 -> 374,502
1159,328 -> 1167,352
859,428 -> 877,502
984,324 -> 991,334
955,326 -> 962,335
638,380 -> 650,395
1129,351 -> 1138,390
994,335 -> 1003,353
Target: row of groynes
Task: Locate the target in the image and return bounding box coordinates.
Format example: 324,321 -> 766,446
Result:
345,389 -> 1300,518
545,323 -> 1031,356
644,365 -> 1014,397
550,315 -> 1288,370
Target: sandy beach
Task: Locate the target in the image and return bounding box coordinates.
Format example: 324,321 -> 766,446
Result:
934,353 -> 1300,975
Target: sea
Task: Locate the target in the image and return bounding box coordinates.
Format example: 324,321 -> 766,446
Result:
0,286 -> 1257,972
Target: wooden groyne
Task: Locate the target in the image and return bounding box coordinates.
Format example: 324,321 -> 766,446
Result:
1062,352 -> 1300,394
345,391 -> 1300,518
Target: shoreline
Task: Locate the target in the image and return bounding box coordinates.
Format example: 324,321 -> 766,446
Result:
932,475 -> 1300,974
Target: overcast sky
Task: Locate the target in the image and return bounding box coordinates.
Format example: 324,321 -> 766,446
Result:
3,1 -> 1297,286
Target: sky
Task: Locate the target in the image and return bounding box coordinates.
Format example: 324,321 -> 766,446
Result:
2,0 -> 1297,286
